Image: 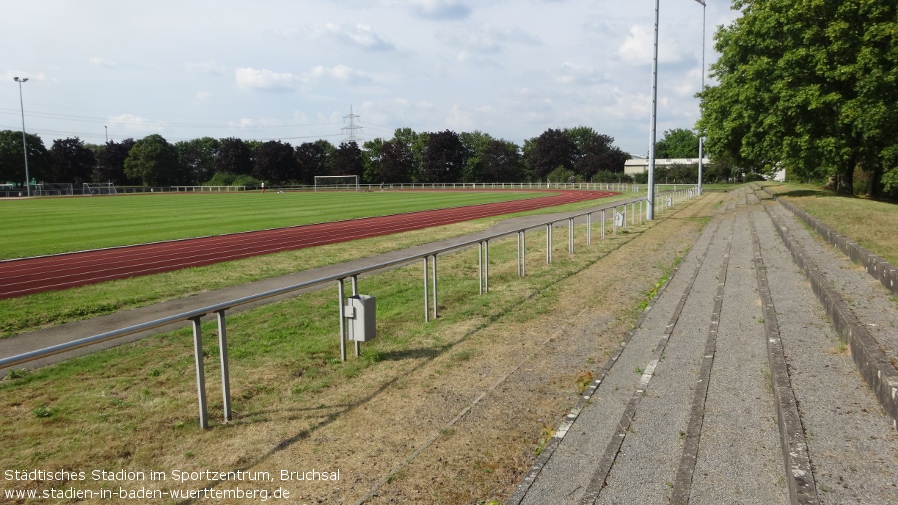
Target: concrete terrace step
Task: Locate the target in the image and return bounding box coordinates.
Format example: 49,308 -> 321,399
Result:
509,186 -> 898,505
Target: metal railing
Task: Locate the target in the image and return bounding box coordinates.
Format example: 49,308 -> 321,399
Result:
0,187 -> 698,428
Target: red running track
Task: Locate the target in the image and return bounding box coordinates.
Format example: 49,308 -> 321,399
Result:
0,190 -> 615,299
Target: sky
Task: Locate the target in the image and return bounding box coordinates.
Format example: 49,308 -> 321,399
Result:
1,0 -> 741,157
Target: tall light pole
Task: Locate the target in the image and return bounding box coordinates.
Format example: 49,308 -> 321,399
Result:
694,0 -> 706,195
647,0 -> 660,220
14,77 -> 30,197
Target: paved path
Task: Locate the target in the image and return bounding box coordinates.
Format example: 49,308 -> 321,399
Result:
508,186 -> 898,505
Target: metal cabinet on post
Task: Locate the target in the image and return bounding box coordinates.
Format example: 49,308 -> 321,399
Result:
346,294 -> 376,342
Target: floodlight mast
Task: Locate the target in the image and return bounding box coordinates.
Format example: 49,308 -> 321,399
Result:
695,0 -> 706,195
647,0 -> 660,220
14,77 -> 30,197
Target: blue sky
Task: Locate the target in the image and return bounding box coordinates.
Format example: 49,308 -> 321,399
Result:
1,0 -> 739,156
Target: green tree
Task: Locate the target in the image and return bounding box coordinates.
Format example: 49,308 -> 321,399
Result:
216,137 -> 254,176
699,0 -> 898,196
524,128 -> 578,181
97,138 -> 136,185
0,130 -> 50,185
377,139 -> 415,183
459,131 -> 494,182
481,139 -> 524,182
124,134 -> 180,186
391,128 -> 428,182
49,137 -> 96,186
253,140 -> 298,184
564,126 -> 629,179
176,137 -> 219,185
361,138 -> 384,184
295,140 -> 334,184
654,128 -> 700,159
331,141 -> 365,179
422,130 -> 467,183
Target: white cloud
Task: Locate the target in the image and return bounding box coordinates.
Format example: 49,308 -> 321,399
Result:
185,60 -> 226,75
89,57 -> 115,67
439,24 -> 540,54
617,25 -> 688,65
235,67 -> 298,91
307,64 -> 371,84
107,113 -> 160,133
556,62 -> 606,86
444,103 -> 474,131
408,0 -> 471,20
324,23 -> 395,51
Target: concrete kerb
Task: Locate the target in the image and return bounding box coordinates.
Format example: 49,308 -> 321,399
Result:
762,201 -> 898,431
768,192 -> 898,296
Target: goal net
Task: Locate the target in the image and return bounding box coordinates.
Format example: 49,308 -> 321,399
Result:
34,183 -> 74,196
83,182 -> 118,195
313,175 -> 359,192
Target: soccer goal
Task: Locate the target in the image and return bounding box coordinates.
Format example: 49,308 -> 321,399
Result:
83,182 -> 118,195
313,175 -> 359,192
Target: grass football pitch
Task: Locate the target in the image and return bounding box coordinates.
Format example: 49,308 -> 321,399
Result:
0,190 -> 545,259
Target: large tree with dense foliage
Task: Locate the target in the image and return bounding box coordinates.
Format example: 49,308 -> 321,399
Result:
422,130 -> 467,183
392,128 -> 428,182
331,141 -> 364,179
376,139 -> 415,183
654,128 -> 700,159
481,139 -> 524,182
49,137 -> 96,186
216,137 -> 254,176
97,138 -> 136,185
253,140 -> 298,184
295,140 -> 333,184
124,134 -> 180,186
176,137 -> 219,185
361,138 -> 384,184
565,126 -> 630,179
523,128 -> 578,181
0,130 -> 50,185
699,0 -> 898,196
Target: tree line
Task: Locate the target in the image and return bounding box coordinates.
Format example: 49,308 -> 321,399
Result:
0,126 -> 641,188
699,0 -> 898,198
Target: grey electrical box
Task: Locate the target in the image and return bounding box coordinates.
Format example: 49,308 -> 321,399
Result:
614,212 -> 625,227
345,294 -> 376,342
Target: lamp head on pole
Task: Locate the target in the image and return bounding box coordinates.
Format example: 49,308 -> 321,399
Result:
14,76 -> 29,83
693,0 -> 705,5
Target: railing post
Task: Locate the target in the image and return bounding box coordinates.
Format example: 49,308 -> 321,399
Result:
352,275 -> 360,357
479,242 -> 484,295
432,255 -> 438,320
216,310 -> 231,423
423,257 -> 429,322
546,224 -> 552,265
587,213 -> 592,245
613,206 -> 618,236
568,218 -> 574,253
338,279 -> 347,361
485,240 -> 490,293
191,317 -> 209,429
602,209 -> 606,240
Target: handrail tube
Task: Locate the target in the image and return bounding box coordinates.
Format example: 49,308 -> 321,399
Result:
0,192 -> 685,370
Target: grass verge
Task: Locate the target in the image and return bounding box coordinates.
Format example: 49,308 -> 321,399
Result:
763,182 -> 898,265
